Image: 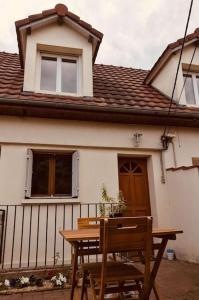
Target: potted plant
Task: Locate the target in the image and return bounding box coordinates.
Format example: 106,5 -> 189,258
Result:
99,185 -> 127,217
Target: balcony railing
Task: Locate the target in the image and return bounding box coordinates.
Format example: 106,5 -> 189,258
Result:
0,203 -> 111,271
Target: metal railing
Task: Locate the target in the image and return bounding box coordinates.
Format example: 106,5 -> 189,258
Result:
0,210 -> 5,264
0,203 -> 111,271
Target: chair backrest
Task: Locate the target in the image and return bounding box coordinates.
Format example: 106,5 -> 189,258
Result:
100,216 -> 152,253
99,216 -> 152,299
77,217 -> 100,229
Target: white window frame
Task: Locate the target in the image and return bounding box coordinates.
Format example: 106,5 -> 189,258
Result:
38,53 -> 80,96
183,72 -> 199,106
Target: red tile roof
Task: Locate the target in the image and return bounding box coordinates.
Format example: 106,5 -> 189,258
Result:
145,28 -> 199,84
0,51 -> 199,118
15,4 -> 103,68
15,4 -> 103,39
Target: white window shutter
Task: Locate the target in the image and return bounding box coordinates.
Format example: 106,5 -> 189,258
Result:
72,151 -> 79,198
25,149 -> 33,198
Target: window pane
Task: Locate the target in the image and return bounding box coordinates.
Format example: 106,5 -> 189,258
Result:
55,155 -> 72,195
32,154 -> 49,195
40,57 -> 57,91
61,59 -> 77,93
183,74 -> 196,104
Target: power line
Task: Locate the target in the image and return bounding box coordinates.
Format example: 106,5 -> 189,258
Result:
167,43 -> 198,133
161,44 -> 198,150
178,44 -> 197,103
162,0 -> 194,137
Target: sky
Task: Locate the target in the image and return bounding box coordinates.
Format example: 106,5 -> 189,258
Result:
0,0 -> 199,70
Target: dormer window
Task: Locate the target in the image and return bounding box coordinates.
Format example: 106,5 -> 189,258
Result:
183,73 -> 199,105
40,54 -> 78,95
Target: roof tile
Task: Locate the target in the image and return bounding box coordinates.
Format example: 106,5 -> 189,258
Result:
145,27 -> 199,83
55,3 -> 68,16
0,51 -> 199,116
15,4 -> 103,39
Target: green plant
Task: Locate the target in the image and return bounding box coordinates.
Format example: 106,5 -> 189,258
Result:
115,190 -> 127,214
99,185 -> 127,217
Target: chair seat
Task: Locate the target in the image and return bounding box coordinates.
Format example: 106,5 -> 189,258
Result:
82,261 -> 144,282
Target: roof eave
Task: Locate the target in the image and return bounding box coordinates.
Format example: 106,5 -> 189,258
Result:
16,15 -> 103,69
1,97 -> 199,128
144,38 -> 199,85
15,4 -> 103,69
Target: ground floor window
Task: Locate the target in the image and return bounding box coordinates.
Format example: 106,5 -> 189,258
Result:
25,150 -> 79,198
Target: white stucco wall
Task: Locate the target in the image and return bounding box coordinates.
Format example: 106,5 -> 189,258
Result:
167,168 -> 199,263
1,116 -> 199,212
0,116 -> 166,211
0,116 -> 170,267
152,54 -> 178,99
164,127 -> 199,167
0,116 -> 199,263
23,22 -> 93,96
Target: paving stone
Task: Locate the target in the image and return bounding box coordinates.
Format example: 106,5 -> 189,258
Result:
1,260 -> 199,300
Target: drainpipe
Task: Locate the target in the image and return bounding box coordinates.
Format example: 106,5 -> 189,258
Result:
171,139 -> 177,168
160,150 -> 166,184
160,134 -> 177,183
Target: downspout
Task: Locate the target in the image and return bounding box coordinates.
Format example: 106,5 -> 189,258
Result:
160,150 -> 166,184
160,134 -> 177,183
171,139 -> 177,168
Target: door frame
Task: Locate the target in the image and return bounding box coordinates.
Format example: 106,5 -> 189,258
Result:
117,155 -> 151,216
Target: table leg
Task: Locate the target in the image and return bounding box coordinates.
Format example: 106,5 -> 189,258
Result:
70,243 -> 79,300
146,237 -> 168,298
153,282 -> 161,300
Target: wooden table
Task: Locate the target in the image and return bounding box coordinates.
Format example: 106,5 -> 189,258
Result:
60,228 -> 183,300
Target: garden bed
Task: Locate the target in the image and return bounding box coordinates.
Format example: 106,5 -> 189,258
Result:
0,281 -> 71,295
0,267 -> 72,295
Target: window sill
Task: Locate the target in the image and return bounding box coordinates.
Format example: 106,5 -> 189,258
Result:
22,198 -> 80,205
184,103 -> 199,107
36,89 -> 80,97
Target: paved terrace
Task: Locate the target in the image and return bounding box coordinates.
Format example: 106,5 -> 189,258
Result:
1,260 -> 199,300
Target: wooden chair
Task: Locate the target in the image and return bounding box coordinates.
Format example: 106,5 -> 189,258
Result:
77,217 -> 116,262
77,217 -> 101,264
77,217 -> 101,230
81,216 -> 153,300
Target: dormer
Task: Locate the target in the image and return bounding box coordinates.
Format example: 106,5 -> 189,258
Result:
144,29 -> 199,107
15,4 -> 103,97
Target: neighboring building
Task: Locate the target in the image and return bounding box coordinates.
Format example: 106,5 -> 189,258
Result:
1,4 -> 199,266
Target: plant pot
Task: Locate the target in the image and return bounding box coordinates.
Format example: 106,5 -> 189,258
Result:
109,213 -> 123,218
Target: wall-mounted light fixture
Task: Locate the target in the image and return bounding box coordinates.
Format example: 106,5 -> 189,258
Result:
133,132 -> 142,147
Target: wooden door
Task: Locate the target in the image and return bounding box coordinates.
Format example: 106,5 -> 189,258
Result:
118,157 -> 151,216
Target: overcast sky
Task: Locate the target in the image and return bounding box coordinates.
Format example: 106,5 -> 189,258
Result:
0,0 -> 199,70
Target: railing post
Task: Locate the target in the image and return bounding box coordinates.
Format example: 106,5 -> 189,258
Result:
11,206 -> 17,269
27,205 -> 32,268
35,205 -> 40,268
19,206 -> 25,268
54,204 -> 57,266
1,206 -> 8,269
44,205 -> 49,267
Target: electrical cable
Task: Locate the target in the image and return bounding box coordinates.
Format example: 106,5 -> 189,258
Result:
178,44 -> 197,103
162,0 -> 194,137
170,44 -> 198,146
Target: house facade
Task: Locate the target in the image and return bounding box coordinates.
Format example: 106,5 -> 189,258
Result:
1,4 -> 199,267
